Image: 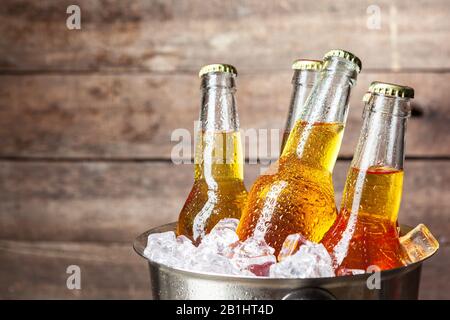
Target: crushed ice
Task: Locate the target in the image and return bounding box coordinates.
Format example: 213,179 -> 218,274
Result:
143,219 -> 437,278
143,218 -> 335,278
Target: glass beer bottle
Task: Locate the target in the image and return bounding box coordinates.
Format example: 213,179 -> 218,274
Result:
176,64 -> 248,242
237,50 -> 362,254
321,82 -> 414,272
281,59 -> 322,153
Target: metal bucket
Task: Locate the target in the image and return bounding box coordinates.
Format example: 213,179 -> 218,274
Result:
134,222 -> 436,300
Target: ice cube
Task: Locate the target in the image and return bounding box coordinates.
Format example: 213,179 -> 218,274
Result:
143,231 -> 178,265
400,224 -> 439,264
198,220 -> 240,255
228,237 -> 277,276
147,231 -> 176,247
189,249 -> 242,275
176,235 -> 193,245
270,242 -> 335,278
247,262 -> 276,277
277,233 -> 311,261
175,235 -> 197,261
144,232 -> 198,269
212,218 -> 240,232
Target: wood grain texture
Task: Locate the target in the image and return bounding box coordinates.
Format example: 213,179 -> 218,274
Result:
0,240 -> 149,299
0,239 -> 448,299
1,0 -> 449,72
419,245 -> 450,300
0,72 -> 448,158
0,0 -> 448,300
0,160 -> 448,243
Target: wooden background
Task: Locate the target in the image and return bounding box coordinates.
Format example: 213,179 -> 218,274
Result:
0,0 -> 449,299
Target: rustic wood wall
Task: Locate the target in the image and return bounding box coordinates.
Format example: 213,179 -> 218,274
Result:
0,0 -> 449,299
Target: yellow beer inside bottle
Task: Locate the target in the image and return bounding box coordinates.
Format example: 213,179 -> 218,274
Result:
237,50 -> 362,254
177,65 -> 248,242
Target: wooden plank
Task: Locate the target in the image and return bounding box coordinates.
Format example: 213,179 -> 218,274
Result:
419,245 -> 450,300
0,72 -> 448,158
0,240 -> 149,299
0,239 -> 448,299
1,0 -> 449,71
0,160 -> 448,243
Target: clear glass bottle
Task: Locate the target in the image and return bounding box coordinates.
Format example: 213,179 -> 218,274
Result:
321,81 -> 414,272
176,64 -> 248,242
281,59 -> 322,153
237,50 -> 362,254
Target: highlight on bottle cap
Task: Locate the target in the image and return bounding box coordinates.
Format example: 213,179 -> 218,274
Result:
362,92 -> 372,103
291,59 -> 323,71
323,49 -> 362,73
369,81 -> 415,99
198,64 -> 237,78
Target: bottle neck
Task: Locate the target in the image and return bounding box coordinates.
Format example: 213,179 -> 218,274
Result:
301,58 -> 357,124
351,94 -> 410,171
195,73 -> 243,182
282,57 -> 358,173
342,95 -> 411,222
199,73 -> 239,132
281,69 -> 319,152
284,69 -> 320,130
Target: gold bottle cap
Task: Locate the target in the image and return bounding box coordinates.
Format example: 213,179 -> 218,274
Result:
323,49 -> 362,73
198,64 -> 237,78
292,59 -> 323,71
369,81 -> 414,99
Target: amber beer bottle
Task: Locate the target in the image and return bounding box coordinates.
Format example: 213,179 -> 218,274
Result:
281,59 -> 322,153
237,50 -> 362,254
176,64 -> 248,242
321,82 -> 414,272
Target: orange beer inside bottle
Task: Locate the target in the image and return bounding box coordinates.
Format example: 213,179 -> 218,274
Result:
321,82 -> 414,272
322,166 -> 406,271
177,64 -> 247,242
237,50 -> 362,255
